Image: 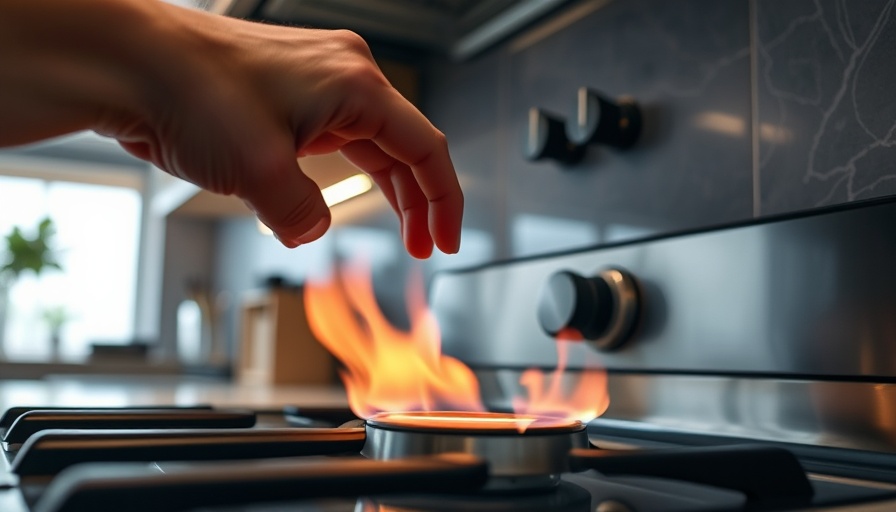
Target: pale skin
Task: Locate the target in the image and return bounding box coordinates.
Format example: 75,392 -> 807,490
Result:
0,0 -> 463,258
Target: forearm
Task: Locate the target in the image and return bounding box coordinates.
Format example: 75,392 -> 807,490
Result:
0,0 -> 179,147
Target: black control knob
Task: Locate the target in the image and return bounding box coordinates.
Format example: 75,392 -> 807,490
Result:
524,108 -> 586,165
537,268 -> 639,351
566,88 -> 641,149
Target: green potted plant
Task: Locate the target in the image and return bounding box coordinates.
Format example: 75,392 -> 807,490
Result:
0,217 -> 62,358
42,305 -> 72,360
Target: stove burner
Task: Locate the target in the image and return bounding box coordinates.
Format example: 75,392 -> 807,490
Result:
362,411 -> 588,492
365,411 -> 583,434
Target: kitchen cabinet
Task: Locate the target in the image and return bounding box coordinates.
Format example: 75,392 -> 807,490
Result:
238,286 -> 336,386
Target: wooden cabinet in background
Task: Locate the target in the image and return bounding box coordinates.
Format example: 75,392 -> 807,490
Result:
238,287 -> 335,386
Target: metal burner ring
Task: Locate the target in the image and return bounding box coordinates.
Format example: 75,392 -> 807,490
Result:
361,412 -> 588,492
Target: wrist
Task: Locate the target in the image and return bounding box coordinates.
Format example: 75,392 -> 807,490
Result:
93,1 -> 250,137
84,0 -> 196,135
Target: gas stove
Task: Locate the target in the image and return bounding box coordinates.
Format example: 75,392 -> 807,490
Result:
3,198 -> 896,511
0,403 -> 893,511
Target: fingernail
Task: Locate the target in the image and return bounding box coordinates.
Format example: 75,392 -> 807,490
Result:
450,233 -> 461,254
273,232 -> 301,249
295,216 -> 330,245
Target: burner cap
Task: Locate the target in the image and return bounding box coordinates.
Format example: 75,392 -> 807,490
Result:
362,411 -> 589,492
366,411 -> 583,435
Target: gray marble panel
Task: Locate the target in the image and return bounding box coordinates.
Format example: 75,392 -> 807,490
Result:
757,0 -> 896,213
502,0 -> 753,257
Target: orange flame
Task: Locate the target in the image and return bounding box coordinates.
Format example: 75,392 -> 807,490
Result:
512,341 -> 610,422
304,265 -> 483,417
304,264 -> 609,425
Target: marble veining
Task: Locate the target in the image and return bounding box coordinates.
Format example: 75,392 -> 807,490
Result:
757,0 -> 896,213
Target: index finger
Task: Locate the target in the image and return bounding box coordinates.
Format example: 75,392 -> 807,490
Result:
340,89 -> 463,254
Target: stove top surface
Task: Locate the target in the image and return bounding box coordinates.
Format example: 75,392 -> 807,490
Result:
0,379 -> 893,512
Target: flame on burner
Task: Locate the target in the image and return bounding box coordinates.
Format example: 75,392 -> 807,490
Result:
304,264 -> 609,428
513,341 -> 610,423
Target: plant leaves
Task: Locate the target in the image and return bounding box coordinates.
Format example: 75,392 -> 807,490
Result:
0,217 -> 63,279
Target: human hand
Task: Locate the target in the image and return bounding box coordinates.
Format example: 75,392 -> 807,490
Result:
0,0 -> 462,258
122,5 -> 463,257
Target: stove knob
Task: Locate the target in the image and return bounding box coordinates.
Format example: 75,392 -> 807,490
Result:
524,108 -> 586,165
566,87 -> 641,149
537,268 -> 639,351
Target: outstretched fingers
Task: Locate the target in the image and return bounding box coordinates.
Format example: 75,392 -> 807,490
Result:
340,139 -> 434,258
340,90 -> 463,255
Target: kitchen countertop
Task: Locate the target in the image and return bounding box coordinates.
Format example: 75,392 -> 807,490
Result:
0,376 -> 349,411
0,360 -> 192,380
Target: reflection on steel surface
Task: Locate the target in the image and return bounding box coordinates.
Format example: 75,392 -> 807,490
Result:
432,199 -> 896,375
477,370 -> 896,454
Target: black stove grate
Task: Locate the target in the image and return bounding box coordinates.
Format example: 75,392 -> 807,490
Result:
0,405 -> 894,512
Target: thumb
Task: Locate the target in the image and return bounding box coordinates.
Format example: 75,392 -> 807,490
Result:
241,147 -> 331,248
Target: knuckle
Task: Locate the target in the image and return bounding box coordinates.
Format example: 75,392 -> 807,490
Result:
325,31 -> 386,91
433,129 -> 449,148
343,60 -> 386,88
332,64 -> 389,111
333,29 -> 371,56
344,63 -> 381,86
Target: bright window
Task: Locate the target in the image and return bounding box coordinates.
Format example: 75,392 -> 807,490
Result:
0,175 -> 141,361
